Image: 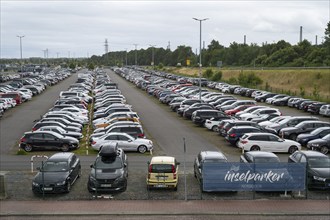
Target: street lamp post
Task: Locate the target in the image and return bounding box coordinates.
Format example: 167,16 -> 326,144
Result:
133,44 -> 138,66
124,48 -> 128,66
149,45 -> 156,69
193,18 -> 208,100
17,35 -> 25,72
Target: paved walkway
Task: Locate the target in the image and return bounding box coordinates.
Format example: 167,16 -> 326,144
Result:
1,200 -> 329,217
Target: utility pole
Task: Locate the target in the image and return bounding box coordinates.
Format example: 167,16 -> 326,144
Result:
104,39 -> 109,65
17,35 -> 25,72
133,44 -> 138,66
299,26 -> 303,43
193,17 -> 209,100
124,48 -> 128,66
315,35 -> 318,45
149,45 -> 156,68
244,35 -> 246,45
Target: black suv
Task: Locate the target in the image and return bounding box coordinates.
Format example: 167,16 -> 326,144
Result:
19,131 -> 79,152
219,120 -> 264,137
279,121 -> 330,141
87,143 -> 128,193
225,126 -> 263,146
32,152 -> 81,194
191,109 -> 225,126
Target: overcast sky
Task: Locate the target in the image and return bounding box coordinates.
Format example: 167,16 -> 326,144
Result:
1,0 -> 329,59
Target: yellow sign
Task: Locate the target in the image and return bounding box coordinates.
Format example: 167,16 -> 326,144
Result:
186,59 -> 190,66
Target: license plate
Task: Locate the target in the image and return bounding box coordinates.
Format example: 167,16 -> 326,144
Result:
155,184 -> 167,188
101,184 -> 112,187
157,177 -> 167,181
43,187 -> 53,191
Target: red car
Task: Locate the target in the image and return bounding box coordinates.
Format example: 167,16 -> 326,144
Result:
224,105 -> 255,116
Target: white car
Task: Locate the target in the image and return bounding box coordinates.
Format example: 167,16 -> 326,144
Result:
237,108 -> 281,121
91,132 -> 153,153
237,132 -> 301,154
258,116 -> 292,128
204,118 -> 223,132
319,104 -> 330,117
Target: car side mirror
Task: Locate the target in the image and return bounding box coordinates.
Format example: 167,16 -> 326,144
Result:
176,162 -> 181,165
90,164 -> 94,168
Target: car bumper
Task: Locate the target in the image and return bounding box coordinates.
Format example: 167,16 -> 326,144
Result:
32,185 -> 68,194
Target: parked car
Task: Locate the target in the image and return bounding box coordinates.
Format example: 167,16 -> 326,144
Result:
37,126 -> 84,140
288,150 -> 330,190
296,127 -> 330,146
87,143 -> 128,192
307,102 -> 326,115
225,126 -> 263,146
254,93 -> 277,102
32,121 -> 81,133
237,132 -> 301,153
279,121 -> 330,141
32,152 -> 81,194
307,134 -> 330,154
237,107 -> 281,121
147,156 -> 180,191
19,131 -> 79,152
319,104 -> 330,117
194,151 -> 228,190
204,116 -> 231,132
191,109 -> 225,126
264,116 -> 319,134
240,151 -> 281,163
91,132 -> 153,153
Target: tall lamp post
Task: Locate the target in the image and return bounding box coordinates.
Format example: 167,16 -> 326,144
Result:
17,35 -> 25,72
133,44 -> 138,66
124,48 -> 128,66
193,18 -> 208,100
149,45 -> 156,69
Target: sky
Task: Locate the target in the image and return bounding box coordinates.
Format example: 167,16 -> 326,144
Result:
1,0 -> 329,59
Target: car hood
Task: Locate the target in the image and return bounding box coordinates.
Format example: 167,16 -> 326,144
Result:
34,171 -> 68,184
297,133 -> 315,140
309,167 -> 330,178
308,139 -> 327,145
90,168 -> 124,179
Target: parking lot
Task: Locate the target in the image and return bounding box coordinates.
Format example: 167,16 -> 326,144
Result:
0,68 -> 329,201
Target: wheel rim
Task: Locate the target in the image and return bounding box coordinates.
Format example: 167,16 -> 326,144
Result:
289,146 -> 298,154
320,146 -> 328,154
251,146 -> 260,151
212,126 -> 218,132
138,145 -> 147,154
24,145 -> 32,152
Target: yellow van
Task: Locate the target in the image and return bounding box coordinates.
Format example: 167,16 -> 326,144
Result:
147,156 -> 179,191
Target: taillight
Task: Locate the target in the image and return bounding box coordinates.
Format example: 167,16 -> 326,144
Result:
241,140 -> 248,144
172,165 -> 176,179
32,127 -> 37,131
230,133 -> 236,137
92,141 -> 96,145
137,133 -> 144,138
20,137 -> 26,143
148,165 -> 152,179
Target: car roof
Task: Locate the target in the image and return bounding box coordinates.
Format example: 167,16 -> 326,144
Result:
246,151 -> 278,158
48,152 -> 74,161
150,156 -> 175,164
297,150 -> 328,158
244,132 -> 275,136
200,151 -> 227,160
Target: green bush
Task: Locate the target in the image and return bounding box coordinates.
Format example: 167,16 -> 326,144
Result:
211,70 -> 223,81
203,68 -> 214,78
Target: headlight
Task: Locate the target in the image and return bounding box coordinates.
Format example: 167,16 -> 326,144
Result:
56,180 -> 66,186
32,181 -> 39,186
114,175 -> 125,184
310,143 -> 320,147
313,176 -> 326,182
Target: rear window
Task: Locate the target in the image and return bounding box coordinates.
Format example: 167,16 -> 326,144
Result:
150,164 -> 174,173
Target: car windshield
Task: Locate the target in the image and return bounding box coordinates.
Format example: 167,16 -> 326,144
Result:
204,159 -> 227,163
254,157 -> 280,163
42,161 -> 68,172
308,157 -> 330,168
94,156 -> 123,169
150,164 -> 173,173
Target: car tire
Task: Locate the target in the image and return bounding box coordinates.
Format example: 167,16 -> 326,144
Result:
61,144 -> 69,152
24,144 -> 33,152
66,181 -> 71,193
250,145 -> 260,151
320,146 -> 329,154
138,145 -> 147,154
288,146 -> 298,154
212,126 -> 219,132
174,185 -> 177,191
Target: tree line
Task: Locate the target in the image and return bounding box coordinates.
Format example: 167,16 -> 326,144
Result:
90,22 -> 330,68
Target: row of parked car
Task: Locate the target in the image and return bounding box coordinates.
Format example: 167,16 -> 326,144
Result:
114,67 -> 330,191
0,69 -> 72,118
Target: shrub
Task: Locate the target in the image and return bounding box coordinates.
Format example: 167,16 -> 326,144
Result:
211,70 -> 223,81
203,68 -> 214,79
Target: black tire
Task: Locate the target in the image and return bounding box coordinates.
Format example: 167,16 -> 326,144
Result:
320,146 -> 329,154
66,182 -> 71,193
24,144 -> 33,152
138,145 -> 147,154
288,146 -> 298,154
250,145 -> 260,151
174,185 -> 177,191
61,144 -> 69,152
